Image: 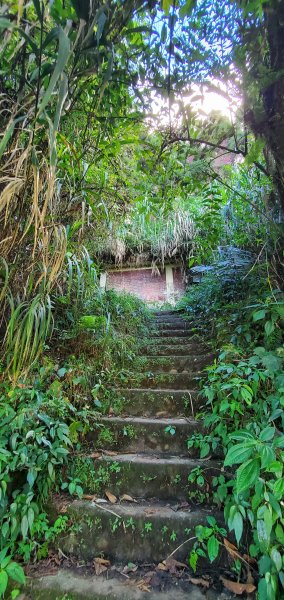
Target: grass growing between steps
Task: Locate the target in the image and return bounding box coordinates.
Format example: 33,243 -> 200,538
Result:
179,264 -> 284,600
0,290 -> 151,599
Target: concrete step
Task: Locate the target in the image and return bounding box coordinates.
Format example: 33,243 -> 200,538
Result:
108,388 -> 201,417
152,309 -> 182,316
88,416 -> 201,454
152,316 -> 189,324
139,371 -> 203,389
138,355 -> 214,373
69,453 -> 222,502
151,322 -> 190,331
53,497 -> 223,563
144,335 -> 202,346
28,568 -> 230,600
142,343 -> 209,356
151,329 -> 197,338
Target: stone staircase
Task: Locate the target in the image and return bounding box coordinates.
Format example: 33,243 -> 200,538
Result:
30,310 -> 228,599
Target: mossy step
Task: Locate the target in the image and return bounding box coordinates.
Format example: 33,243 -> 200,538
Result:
152,316 -> 189,324
152,323 -> 190,330
151,329 -> 197,338
151,322 -> 190,331
138,371 -> 203,389
144,335 -> 202,346
69,453 -> 222,502
27,568 -> 225,600
141,343 -> 209,356
88,416 -> 201,454
138,354 -> 214,373
107,388 -> 200,417
152,309 -> 182,316
53,498 -> 222,563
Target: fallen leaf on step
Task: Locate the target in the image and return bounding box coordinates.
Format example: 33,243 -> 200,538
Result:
82,494 -> 97,501
166,558 -> 187,573
122,562 -> 138,574
137,580 -> 151,592
94,557 -> 110,566
223,537 -> 240,560
108,407 -> 114,416
157,563 -> 167,571
220,577 -> 256,595
223,538 -> 256,565
120,494 -> 137,503
188,577 -> 210,588
144,508 -> 158,516
89,452 -> 101,459
156,411 -> 169,417
94,498 -> 108,504
94,557 -> 110,576
103,450 -> 117,456
157,558 -> 187,574
105,490 -> 117,504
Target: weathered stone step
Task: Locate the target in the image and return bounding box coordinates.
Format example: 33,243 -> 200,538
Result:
152,309 -> 182,316
151,329 -> 196,338
70,453 -> 221,501
151,322 -> 190,331
152,315 -> 188,323
54,497 -> 222,563
111,388 -> 200,417
28,569 -> 228,600
139,371 -> 202,389
139,355 -> 214,373
144,335 -> 201,346
142,343 -> 209,356
89,416 -> 201,454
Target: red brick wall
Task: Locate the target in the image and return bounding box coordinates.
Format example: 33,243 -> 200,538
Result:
107,269 -> 167,302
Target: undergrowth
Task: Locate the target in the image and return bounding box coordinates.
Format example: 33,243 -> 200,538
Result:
0,283 -> 150,598
180,264 -> 284,599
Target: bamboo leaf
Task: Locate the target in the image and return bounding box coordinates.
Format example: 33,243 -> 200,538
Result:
37,27 -> 70,116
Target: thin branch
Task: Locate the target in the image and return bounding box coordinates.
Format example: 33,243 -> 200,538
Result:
166,536 -> 196,559
160,135 -> 270,177
160,135 -> 244,156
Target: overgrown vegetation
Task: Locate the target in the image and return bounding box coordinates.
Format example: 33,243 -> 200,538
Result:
180,265 -> 284,599
0,0 -> 284,597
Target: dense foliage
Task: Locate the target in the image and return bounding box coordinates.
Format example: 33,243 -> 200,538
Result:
0,0 -> 284,597
180,264 -> 284,599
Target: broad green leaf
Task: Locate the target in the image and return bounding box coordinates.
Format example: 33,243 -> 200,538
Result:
189,550 -> 198,572
232,511 -> 243,544
257,519 -> 270,548
21,515 -> 29,540
0,570 -> 8,595
270,547 -> 282,572
224,443 -> 254,466
260,445 -> 275,469
265,320 -> 275,336
273,478 -> 284,500
259,426 -> 275,442
207,535 -> 219,562
252,309 -> 266,321
275,524 -> 284,545
6,562 -> 25,584
236,458 -> 259,495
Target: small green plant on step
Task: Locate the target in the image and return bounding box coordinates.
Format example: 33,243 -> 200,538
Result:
189,517 -> 227,572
